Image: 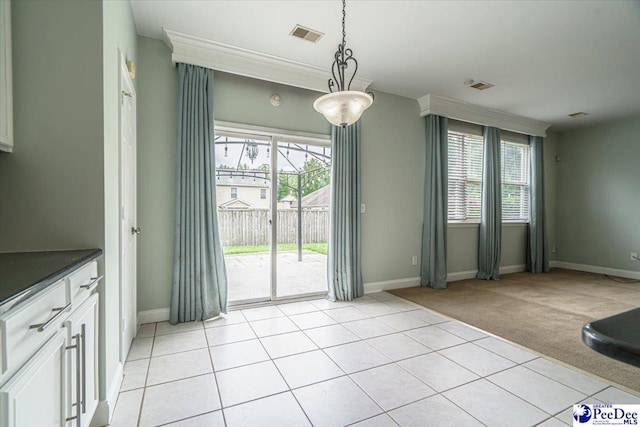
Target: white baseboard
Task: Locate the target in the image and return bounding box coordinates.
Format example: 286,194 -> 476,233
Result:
447,264 -> 527,282
364,264 -> 529,292
446,270 -> 478,282
500,264 -> 527,275
553,261 -> 640,280
138,308 -> 170,324
364,277 -> 421,293
91,362 -> 123,427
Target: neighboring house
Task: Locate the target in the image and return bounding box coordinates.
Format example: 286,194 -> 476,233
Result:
277,194 -> 297,210
300,185 -> 330,210
277,186 -> 330,210
216,172 -> 270,209
218,198 -> 252,210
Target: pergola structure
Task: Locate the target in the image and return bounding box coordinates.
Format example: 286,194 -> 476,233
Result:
213,137 -> 331,261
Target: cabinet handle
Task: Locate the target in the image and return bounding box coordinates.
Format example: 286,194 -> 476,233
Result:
29,303 -> 72,332
81,323 -> 86,414
80,275 -> 103,291
65,333 -> 82,427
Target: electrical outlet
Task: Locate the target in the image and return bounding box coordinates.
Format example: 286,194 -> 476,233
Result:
552,245 -> 556,254
412,256 -> 418,266
360,203 -> 366,214
631,252 -> 638,261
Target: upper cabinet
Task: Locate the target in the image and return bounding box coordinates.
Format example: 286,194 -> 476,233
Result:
1,0 -> 13,153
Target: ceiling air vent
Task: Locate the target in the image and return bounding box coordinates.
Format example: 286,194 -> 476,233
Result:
463,79 -> 494,91
470,81 -> 494,90
290,25 -> 324,43
568,112 -> 589,118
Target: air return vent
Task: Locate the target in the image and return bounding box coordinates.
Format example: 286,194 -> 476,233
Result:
470,81 -> 494,90
290,25 -> 324,43
568,112 -> 589,118
463,79 -> 495,91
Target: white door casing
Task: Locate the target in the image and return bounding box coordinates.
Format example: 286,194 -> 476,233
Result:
119,53 -> 137,362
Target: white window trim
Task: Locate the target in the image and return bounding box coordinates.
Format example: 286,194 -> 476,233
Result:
446,122 -> 532,224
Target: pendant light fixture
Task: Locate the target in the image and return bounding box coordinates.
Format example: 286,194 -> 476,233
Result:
313,0 -> 373,128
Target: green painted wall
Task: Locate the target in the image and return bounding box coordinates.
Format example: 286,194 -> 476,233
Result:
359,91 -> 425,282
0,0 -> 138,414
136,37 -> 551,312
0,0 -> 104,251
136,37 -> 427,311
556,115 -> 640,271
137,37 -> 177,312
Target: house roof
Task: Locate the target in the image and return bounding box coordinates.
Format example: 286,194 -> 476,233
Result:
301,185 -> 330,208
219,198 -> 251,209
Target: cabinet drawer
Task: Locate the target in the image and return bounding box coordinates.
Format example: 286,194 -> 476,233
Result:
68,260 -> 99,306
0,280 -> 69,380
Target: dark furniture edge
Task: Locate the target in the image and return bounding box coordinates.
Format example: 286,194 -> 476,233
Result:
0,249 -> 103,315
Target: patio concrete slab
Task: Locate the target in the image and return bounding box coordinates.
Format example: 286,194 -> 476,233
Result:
226,250 -> 327,303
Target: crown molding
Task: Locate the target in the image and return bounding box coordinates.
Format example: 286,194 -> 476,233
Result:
163,28 -> 373,94
418,94 -> 550,137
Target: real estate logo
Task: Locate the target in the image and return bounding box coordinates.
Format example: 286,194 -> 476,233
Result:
574,405 -> 593,423
573,404 -> 639,426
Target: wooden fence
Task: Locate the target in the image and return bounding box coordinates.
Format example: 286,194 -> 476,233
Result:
218,209 -> 329,246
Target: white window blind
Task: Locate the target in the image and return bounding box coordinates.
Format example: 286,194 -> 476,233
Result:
448,131 -> 483,221
501,141 -> 530,221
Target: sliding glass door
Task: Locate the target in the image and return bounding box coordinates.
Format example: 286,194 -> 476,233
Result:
214,126 -> 331,306
275,139 -> 331,298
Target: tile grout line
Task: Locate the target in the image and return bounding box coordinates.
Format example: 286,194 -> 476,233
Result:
135,321 -> 156,427
202,316 -> 228,427
121,293 -> 640,426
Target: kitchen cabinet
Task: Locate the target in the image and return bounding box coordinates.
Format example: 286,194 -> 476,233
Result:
0,255 -> 101,427
0,0 -> 13,153
0,331 -> 68,427
65,294 -> 98,427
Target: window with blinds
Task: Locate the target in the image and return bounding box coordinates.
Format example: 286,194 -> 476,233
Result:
448,131 -> 483,221
447,127 -> 531,223
501,141 -> 530,221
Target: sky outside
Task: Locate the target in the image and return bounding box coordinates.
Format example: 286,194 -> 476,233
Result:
214,136 -> 331,172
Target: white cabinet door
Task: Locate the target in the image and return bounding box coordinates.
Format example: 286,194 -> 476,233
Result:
0,331 -> 68,427
0,0 -> 13,153
65,294 -> 98,427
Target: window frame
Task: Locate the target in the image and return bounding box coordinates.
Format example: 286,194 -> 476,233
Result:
446,121 -> 531,225
500,139 -> 530,223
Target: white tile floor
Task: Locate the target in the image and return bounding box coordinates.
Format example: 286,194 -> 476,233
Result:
111,292 -> 640,427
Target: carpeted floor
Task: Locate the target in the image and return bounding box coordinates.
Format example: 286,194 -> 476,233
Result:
390,268 -> 640,392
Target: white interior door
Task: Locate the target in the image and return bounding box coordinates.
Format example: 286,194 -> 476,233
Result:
119,54 -> 137,361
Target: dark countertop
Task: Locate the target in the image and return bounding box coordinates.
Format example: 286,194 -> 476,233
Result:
582,307 -> 640,368
0,249 -> 102,315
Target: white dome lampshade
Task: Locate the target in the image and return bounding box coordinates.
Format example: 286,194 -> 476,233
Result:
313,90 -> 373,128
314,0 -> 373,128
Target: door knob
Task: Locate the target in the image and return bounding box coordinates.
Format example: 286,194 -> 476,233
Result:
131,226 -> 142,235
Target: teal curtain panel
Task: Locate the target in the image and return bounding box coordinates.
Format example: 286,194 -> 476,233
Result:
477,126 -> 502,280
170,63 -> 228,324
327,122 -> 363,301
527,135 -> 550,273
421,115 -> 449,288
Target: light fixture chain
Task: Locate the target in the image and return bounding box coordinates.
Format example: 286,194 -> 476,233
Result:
341,0 -> 346,47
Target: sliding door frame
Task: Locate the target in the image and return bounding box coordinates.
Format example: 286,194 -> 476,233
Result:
215,121 -> 330,306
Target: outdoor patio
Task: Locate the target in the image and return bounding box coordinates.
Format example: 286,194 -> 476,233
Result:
225,250 -> 328,303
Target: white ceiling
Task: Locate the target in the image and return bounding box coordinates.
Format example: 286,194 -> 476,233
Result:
130,0 -> 640,131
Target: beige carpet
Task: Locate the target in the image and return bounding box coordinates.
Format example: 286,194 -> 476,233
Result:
390,268 -> 640,392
